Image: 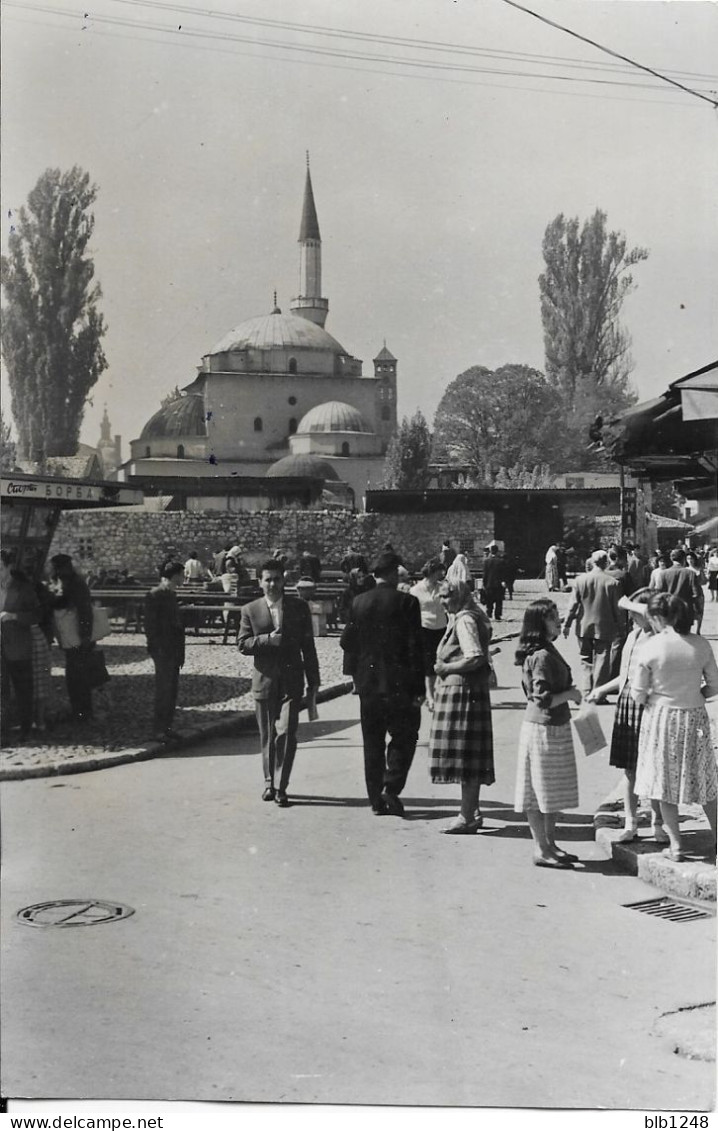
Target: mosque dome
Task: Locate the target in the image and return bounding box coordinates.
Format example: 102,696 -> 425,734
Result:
297,401 -> 366,433
208,310 -> 348,357
265,454 -> 341,480
139,394 -> 207,440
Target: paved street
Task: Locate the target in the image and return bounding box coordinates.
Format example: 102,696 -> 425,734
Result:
1,629 -> 715,1110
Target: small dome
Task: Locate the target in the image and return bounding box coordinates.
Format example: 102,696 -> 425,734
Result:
266,454 -> 340,480
297,401 -> 366,434
208,311 -> 348,356
140,395 -> 207,440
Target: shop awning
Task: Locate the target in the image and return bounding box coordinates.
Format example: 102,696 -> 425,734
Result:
606,361 -> 718,490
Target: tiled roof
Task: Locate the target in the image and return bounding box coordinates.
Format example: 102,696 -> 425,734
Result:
209,310 -> 347,356
297,401 -> 366,433
139,394 -> 207,440
266,454 -> 340,480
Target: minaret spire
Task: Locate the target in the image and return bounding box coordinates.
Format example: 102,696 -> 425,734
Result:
291,156 -> 329,327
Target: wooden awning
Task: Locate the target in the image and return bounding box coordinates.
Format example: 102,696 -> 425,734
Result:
606,361 -> 718,489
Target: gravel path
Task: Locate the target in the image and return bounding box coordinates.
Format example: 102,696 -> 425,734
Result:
1,581 -> 562,778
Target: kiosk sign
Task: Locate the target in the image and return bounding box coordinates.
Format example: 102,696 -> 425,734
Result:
621,486 -> 637,544
2,478 -> 101,501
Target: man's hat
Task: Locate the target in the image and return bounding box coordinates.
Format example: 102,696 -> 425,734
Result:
50,553 -> 73,569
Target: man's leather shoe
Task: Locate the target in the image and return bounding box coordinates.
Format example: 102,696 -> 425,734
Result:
381,792 -> 405,816
371,799 -> 388,815
275,792 -> 289,807
262,785 -> 276,801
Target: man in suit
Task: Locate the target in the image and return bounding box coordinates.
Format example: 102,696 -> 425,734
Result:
481,544 -> 506,621
50,552 -> 95,722
340,551 -> 425,816
145,559 -> 186,742
653,548 -> 702,623
238,559 -> 320,807
562,549 -> 623,700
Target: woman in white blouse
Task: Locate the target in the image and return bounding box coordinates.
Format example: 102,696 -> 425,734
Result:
410,558 -> 448,711
631,592 -> 718,861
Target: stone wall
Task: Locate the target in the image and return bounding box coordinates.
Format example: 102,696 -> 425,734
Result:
50,507 -> 496,576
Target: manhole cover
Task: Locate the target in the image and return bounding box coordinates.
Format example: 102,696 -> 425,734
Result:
16,900 -> 135,928
623,896 -> 714,922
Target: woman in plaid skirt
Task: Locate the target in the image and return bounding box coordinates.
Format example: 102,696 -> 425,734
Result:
514,599 -> 582,868
428,579 -> 495,834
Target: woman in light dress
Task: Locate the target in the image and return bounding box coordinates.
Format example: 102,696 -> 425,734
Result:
586,589 -> 667,844
514,599 -> 582,868
544,545 -> 560,592
410,558 -> 447,712
631,592 -> 718,862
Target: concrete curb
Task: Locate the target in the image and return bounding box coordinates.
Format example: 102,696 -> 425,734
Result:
595,826 -> 717,902
0,680 -> 354,782
3,627 -> 522,784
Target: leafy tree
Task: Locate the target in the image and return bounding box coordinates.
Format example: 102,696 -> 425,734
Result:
649,481 -> 683,520
1,167 -> 107,461
0,409 -> 18,471
383,409 -> 432,489
432,365 -> 565,482
539,209 -> 648,406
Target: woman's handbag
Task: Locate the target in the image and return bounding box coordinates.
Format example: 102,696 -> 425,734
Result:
572,705 -> 607,756
54,606 -> 110,649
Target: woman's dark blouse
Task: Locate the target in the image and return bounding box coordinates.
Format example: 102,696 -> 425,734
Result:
521,643 -> 573,725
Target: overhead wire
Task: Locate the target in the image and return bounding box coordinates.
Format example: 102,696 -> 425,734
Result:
3,0 -> 715,110
500,0 -> 718,108
4,0 -> 715,99
106,0 -> 718,83
3,11 -> 700,110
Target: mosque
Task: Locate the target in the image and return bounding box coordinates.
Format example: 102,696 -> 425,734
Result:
119,163 -> 399,508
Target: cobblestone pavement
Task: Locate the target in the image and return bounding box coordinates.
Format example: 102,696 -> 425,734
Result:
0,580 -> 563,777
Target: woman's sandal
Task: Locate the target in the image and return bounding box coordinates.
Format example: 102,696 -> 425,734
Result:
533,855 -> 574,870
443,815 -> 481,835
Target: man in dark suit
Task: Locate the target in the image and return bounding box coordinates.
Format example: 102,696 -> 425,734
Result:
238,559 -> 320,807
654,548 -> 702,623
145,559 -> 186,741
481,545 -> 505,621
340,551 -> 425,816
562,549 -> 623,698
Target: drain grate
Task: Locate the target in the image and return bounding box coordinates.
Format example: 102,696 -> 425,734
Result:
623,897 -> 714,922
16,899 -> 135,928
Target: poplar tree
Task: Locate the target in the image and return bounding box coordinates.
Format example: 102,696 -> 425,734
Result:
1,166 -> 107,462
539,209 -> 648,406
383,409 -> 432,489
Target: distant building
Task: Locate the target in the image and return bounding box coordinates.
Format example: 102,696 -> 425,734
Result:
120,162 -> 398,505
96,406 -> 122,477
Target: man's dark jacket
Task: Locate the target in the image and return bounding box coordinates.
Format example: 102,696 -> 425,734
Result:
482,555 -> 505,593
340,584 -> 424,698
145,585 -> 185,666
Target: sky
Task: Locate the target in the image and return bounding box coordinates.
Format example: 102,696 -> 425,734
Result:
1,0 -> 717,457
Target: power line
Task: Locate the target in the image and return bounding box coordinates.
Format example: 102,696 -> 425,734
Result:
108,0 -> 718,83
4,11 -> 698,111
501,0 -> 718,108
5,0 -> 714,98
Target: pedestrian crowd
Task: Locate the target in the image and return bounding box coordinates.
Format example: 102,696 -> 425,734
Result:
2,534 -> 717,868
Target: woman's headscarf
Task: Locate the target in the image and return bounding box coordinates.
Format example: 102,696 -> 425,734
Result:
446,553 -> 470,585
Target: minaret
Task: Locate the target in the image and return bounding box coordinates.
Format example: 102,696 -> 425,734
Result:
290,154 -> 329,328
97,405 -> 122,476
